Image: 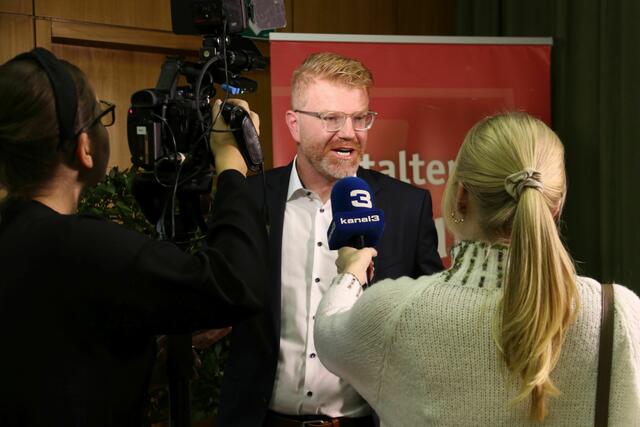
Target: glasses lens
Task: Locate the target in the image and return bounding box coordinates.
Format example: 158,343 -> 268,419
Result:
98,101 -> 115,127
321,112 -> 346,131
352,113 -> 368,130
353,112 -> 376,131
100,109 -> 114,127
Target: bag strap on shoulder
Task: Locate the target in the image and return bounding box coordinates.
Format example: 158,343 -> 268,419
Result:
594,283 -> 615,427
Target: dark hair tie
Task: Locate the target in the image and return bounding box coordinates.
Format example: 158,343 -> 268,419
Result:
10,48 -> 78,146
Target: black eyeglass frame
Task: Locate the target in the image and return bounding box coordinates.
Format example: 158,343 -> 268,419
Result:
87,99 -> 116,130
58,100 -> 116,150
294,109 -> 378,131
67,99 -> 116,142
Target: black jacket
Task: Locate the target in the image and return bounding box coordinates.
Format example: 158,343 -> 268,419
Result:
218,164 -> 443,426
0,170 -> 267,426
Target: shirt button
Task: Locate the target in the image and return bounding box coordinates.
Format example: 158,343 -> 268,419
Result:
310,353 -> 316,359
317,242 -> 322,247
306,391 -> 313,397
319,208 -> 325,213
314,277 -> 320,283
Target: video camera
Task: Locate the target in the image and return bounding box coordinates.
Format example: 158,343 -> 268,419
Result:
126,0 -> 285,242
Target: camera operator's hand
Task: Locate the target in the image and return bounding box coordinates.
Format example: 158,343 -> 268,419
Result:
192,327 -> 232,350
190,327 -> 232,379
211,99 -> 260,176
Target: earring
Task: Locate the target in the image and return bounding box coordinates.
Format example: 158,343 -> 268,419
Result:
450,211 -> 465,224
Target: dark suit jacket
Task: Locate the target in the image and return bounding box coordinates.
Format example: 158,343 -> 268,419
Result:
218,164 -> 443,426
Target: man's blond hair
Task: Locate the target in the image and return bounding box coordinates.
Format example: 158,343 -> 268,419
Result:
290,52 -> 373,109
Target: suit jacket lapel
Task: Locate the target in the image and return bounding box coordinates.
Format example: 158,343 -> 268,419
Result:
357,167 -> 382,197
264,163 -> 292,339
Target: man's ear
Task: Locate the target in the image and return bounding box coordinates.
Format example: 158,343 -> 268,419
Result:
455,183 -> 468,216
75,132 -> 94,169
285,110 -> 301,143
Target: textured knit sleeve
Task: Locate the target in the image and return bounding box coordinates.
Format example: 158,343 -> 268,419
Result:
314,274 -> 417,406
609,284 -> 640,425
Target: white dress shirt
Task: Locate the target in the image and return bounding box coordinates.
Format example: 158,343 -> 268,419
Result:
269,158 -> 370,417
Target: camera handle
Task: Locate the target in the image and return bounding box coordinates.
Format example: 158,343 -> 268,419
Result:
220,102 -> 264,172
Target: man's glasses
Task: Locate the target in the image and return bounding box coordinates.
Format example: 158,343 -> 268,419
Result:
294,110 -> 378,131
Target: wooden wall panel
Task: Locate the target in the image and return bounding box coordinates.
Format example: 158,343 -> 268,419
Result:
397,0 -> 454,35
52,44 -> 169,169
283,0 -> 293,32
0,0 -> 32,14
289,0 -> 397,34
287,0 -> 453,35
50,20 -> 201,53
35,0 -> 172,31
0,13 -> 34,63
34,17 -> 52,50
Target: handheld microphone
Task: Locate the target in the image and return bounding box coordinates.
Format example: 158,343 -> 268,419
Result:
328,177 -> 385,250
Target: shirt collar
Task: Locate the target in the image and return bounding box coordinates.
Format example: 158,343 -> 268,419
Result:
286,156 -> 307,201
286,156 -> 360,202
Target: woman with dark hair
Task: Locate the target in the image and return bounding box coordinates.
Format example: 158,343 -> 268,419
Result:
314,112 -> 640,426
0,48 -> 266,425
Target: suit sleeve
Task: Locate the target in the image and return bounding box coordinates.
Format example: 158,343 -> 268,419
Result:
414,189 -> 444,276
91,169 -> 268,335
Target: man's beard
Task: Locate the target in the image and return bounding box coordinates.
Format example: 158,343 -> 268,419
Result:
301,141 -> 363,181
316,154 -> 360,180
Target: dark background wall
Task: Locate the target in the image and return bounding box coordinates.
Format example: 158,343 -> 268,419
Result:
455,0 -> 640,295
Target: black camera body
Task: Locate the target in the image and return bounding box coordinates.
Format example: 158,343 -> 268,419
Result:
127,57 -> 215,194
127,54 -> 264,183
171,0 -> 247,35
126,0 -> 283,240
127,0 -> 271,180
127,43 -> 266,186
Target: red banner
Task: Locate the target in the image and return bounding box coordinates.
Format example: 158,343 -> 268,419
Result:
269,35 -> 551,260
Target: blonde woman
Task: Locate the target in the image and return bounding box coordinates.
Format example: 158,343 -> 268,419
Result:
314,112 -> 640,426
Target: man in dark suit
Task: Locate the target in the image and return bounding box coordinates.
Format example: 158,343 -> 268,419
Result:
218,52 -> 443,427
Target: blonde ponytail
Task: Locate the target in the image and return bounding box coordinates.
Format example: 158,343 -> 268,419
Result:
444,112 -> 580,421
501,187 -> 578,420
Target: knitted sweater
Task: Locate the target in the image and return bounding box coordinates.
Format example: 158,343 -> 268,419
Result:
314,241 -> 640,426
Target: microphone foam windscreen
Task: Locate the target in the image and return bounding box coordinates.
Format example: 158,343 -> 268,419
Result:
328,177 -> 384,250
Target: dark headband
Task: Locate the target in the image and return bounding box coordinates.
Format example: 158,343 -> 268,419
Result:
10,47 -> 78,145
